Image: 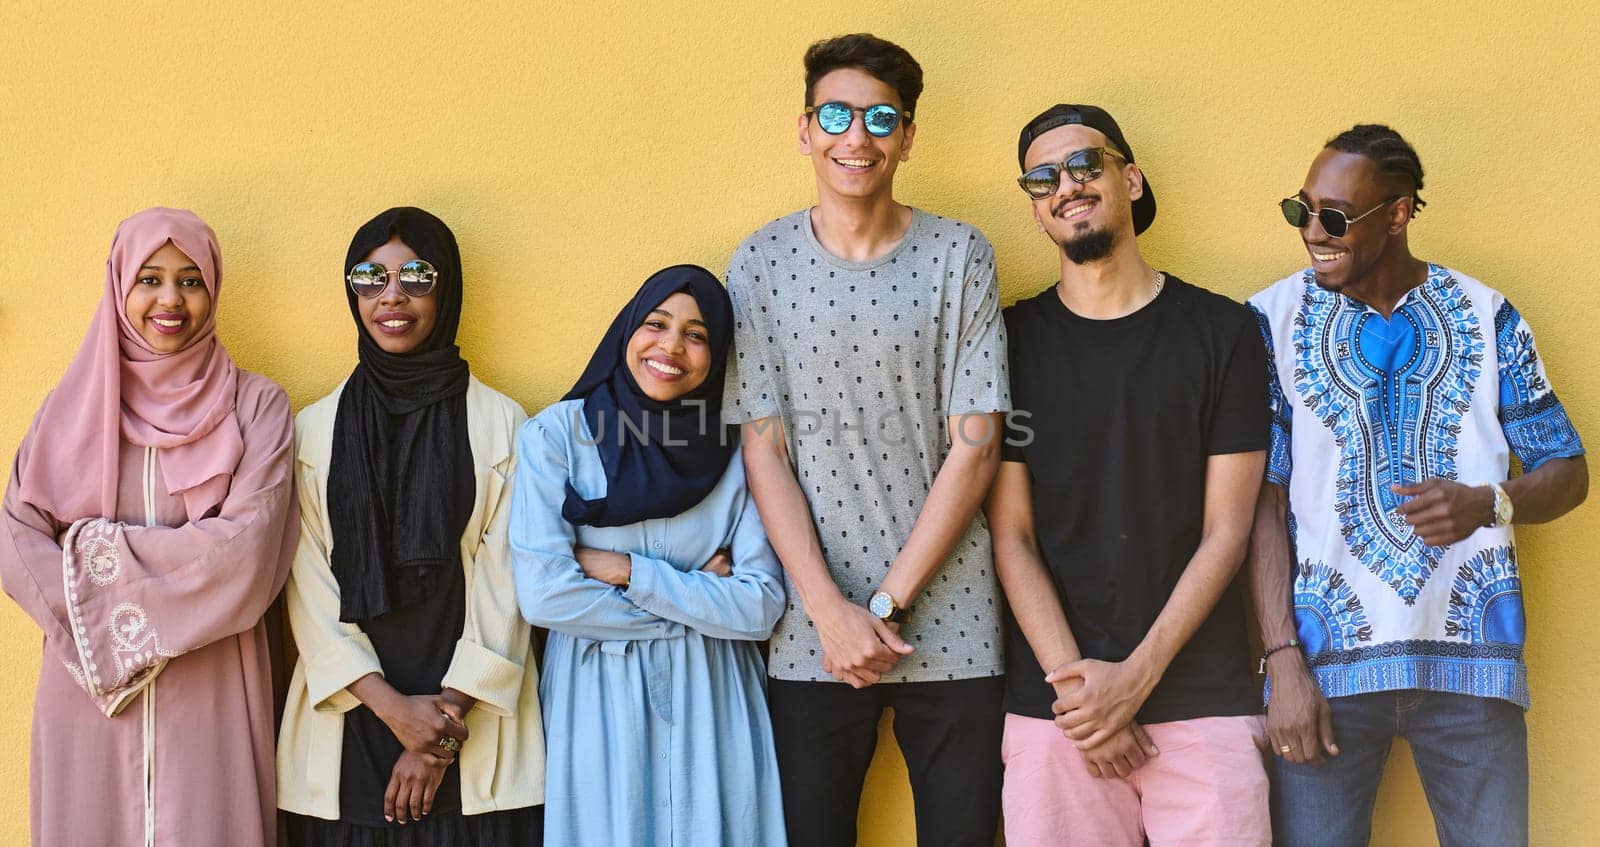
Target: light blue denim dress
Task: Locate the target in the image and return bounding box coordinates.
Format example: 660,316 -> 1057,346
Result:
510,399 -> 787,847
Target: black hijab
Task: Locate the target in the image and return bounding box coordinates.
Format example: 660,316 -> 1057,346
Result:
328,207 -> 474,623
562,264 -> 738,527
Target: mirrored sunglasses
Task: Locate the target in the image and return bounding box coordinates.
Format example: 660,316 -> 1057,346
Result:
806,101 -> 910,138
347,259 -> 438,299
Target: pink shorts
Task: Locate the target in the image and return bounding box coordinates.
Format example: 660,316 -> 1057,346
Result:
1001,712 -> 1270,847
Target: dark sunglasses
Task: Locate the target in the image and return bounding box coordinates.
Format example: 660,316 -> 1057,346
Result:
1017,146 -> 1127,199
1279,197 -> 1399,238
347,259 -> 438,299
805,101 -> 911,137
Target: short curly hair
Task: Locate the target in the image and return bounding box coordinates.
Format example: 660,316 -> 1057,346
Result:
803,34 -> 924,121
1326,124 -> 1427,217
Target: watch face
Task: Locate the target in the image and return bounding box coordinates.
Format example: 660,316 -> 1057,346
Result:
869,592 -> 893,618
1493,486 -> 1514,526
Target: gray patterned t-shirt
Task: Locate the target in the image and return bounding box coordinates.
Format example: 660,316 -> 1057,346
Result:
723,208 -> 1011,683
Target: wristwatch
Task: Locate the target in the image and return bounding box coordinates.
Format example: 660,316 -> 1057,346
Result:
868,591 -> 907,624
1486,482 -> 1514,528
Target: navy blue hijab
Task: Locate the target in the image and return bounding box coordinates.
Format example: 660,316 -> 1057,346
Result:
561,264 -> 738,527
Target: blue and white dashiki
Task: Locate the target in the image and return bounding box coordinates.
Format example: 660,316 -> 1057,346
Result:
1251,265 -> 1583,708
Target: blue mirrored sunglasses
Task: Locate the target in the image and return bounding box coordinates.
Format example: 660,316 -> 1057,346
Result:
805,101 -> 911,137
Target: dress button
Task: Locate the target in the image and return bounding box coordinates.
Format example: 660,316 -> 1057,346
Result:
653,541 -> 662,550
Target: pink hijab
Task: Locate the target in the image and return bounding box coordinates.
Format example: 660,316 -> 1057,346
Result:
20,207 -> 242,523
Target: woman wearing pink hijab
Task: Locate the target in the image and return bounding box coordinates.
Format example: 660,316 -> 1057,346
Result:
0,207 -> 298,846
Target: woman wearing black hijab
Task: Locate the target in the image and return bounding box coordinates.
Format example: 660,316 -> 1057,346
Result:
278,208 -> 546,845
510,266 -> 787,846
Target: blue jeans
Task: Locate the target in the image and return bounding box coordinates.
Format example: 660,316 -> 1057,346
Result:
1271,690 -> 1527,847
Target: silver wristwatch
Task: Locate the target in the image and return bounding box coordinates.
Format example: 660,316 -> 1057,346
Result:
1487,482 -> 1514,528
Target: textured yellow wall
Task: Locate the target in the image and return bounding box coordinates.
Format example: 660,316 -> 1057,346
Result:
2,2 -> 1595,843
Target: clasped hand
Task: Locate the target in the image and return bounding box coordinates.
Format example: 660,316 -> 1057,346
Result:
817,598 -> 914,689
1045,657 -> 1156,749
377,694 -> 468,824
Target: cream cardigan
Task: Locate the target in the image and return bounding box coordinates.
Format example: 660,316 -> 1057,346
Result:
276,376 -> 545,819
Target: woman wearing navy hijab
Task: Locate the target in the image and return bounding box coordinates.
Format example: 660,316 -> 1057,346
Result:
511,265 -> 787,846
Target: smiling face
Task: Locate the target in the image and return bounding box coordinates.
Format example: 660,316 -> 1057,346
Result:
799,67 -> 916,203
123,240 -> 212,353
1295,147 -> 1413,293
1023,124 -> 1144,265
625,291 -> 712,402
355,235 -> 438,355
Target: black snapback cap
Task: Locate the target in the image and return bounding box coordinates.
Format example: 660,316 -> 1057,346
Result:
1017,104 -> 1156,235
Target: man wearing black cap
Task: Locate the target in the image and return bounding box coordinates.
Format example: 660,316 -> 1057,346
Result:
986,104 -> 1272,845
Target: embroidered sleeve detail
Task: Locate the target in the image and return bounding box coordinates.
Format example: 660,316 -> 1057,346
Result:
60,658 -> 86,688
60,518 -> 176,716
1495,301 -> 1584,470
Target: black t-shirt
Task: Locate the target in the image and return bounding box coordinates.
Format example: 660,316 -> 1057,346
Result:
1000,276 -> 1268,724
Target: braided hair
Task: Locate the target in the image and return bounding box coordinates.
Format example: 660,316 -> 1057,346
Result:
1325,124 -> 1426,217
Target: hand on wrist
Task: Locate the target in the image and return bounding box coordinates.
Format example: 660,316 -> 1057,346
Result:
1050,674 -> 1084,699
439,689 -> 475,721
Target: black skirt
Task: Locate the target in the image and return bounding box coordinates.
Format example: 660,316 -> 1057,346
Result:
283,805 -> 544,847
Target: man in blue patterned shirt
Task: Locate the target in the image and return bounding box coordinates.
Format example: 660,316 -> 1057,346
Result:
1248,124 -> 1588,846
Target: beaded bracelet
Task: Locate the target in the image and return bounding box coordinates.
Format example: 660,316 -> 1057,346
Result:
1257,638 -> 1301,674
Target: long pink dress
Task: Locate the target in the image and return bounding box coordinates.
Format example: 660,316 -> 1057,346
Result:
1,371 -> 297,846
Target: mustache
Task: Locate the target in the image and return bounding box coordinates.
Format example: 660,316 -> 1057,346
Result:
1051,192 -> 1102,218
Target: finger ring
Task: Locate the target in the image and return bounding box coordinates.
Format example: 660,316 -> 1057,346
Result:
1279,744 -> 1293,754
437,735 -> 462,753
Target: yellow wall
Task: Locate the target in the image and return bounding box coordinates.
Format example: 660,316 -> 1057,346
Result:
2,2 -> 1594,843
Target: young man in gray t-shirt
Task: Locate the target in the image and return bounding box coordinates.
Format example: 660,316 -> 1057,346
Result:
722,33 -> 1011,847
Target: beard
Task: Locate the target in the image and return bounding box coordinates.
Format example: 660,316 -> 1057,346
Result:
1059,227 -> 1116,265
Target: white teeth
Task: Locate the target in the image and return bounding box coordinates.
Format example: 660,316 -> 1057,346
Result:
1061,202 -> 1095,220
1312,251 -> 1346,261
836,158 -> 874,168
645,359 -> 684,376
380,319 -> 411,328
152,318 -> 183,327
